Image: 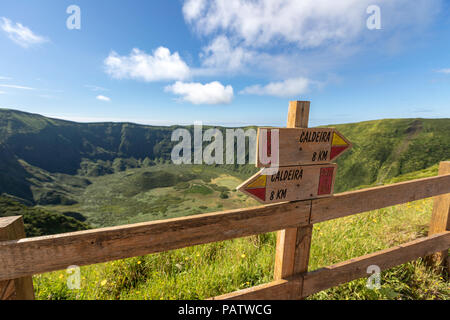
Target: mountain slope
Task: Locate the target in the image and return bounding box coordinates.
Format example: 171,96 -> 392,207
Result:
0,108 -> 448,202
0,195 -> 90,237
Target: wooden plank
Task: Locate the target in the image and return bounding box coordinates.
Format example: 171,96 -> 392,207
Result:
311,174 -> 450,224
0,173 -> 447,282
212,278 -> 302,300
302,232 -> 450,297
256,128 -> 352,167
273,101 -> 314,295
427,162 -> 450,268
237,164 -> 337,204
215,232 -> 450,300
0,201 -> 310,281
274,228 -> 299,280
0,216 -> 34,300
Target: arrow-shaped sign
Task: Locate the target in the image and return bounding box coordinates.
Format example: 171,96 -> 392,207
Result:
256,128 -> 352,167
237,164 -> 337,204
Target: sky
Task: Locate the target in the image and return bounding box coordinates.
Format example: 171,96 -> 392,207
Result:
0,0 -> 449,127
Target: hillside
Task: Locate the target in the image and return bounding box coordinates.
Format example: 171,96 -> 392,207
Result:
0,195 -> 90,237
0,108 -> 448,230
0,109 -> 448,301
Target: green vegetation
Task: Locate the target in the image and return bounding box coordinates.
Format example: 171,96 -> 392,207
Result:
1,109 -> 448,204
329,118 -> 449,191
0,196 -> 90,237
33,197 -> 449,300
0,109 -> 448,300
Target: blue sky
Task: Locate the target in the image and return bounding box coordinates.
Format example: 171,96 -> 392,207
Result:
0,0 -> 449,127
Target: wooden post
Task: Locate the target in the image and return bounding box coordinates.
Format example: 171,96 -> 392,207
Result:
0,216 -> 35,300
427,161 -> 450,272
273,101 -> 313,298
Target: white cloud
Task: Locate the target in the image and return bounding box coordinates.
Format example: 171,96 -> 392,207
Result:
241,77 -> 316,97
200,35 -> 254,72
183,0 -> 441,80
96,95 -> 111,102
0,76 -> 11,80
165,81 -> 233,104
0,91 -> 6,94
183,0 -> 440,49
183,0 -> 207,21
0,17 -> 48,48
104,47 -> 190,82
436,69 -> 450,74
0,84 -> 35,90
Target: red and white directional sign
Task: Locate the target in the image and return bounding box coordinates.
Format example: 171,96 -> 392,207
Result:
256,128 -> 352,167
237,164 -> 337,204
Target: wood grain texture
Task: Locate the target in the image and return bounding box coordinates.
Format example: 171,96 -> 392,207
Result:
273,101 -> 313,296
292,225 -> 313,275
0,216 -> 35,300
427,162 -> 450,269
302,231 -> 450,297
238,164 -> 337,204
287,101 -> 310,129
0,172 -> 447,284
0,201 -> 310,281
274,228 -> 299,280
311,173 -> 450,224
256,128 -> 352,167
212,278 -> 302,300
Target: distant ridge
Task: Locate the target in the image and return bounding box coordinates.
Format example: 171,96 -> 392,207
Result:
0,108 -> 448,203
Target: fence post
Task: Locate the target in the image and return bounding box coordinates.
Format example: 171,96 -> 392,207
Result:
427,161 -> 450,272
0,216 -> 35,300
273,101 -> 313,299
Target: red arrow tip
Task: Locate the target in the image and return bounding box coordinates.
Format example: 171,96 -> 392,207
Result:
330,145 -> 349,160
246,187 -> 266,201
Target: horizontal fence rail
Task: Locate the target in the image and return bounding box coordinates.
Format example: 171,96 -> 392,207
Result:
0,170 -> 449,299
215,231 -> 450,300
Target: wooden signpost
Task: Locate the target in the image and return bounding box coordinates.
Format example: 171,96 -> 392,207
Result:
238,100 -> 353,291
256,128 -> 352,167
239,101 -> 352,205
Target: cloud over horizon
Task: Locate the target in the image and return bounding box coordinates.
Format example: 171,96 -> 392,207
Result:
104,47 -> 191,82
165,81 -> 233,105
0,84 -> 35,90
0,17 -> 48,48
241,77 -> 316,97
96,95 -> 111,102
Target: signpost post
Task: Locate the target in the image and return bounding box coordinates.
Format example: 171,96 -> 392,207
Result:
237,100 -> 353,290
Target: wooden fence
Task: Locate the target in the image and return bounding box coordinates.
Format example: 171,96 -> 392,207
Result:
0,161 -> 449,300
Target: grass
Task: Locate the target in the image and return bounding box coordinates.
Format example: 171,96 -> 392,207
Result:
43,165 -> 257,228
33,198 -> 449,300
